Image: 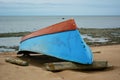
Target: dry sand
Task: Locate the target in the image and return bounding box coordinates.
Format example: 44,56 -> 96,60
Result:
0,45 -> 120,80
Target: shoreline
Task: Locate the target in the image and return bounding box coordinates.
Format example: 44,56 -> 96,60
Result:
0,28 -> 120,52
0,28 -> 120,37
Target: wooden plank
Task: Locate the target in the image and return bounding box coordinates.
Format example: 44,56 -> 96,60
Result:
44,61 -> 110,71
5,57 -> 29,66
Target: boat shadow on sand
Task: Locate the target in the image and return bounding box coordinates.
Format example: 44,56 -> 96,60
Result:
17,54 -> 65,68
17,54 -> 114,72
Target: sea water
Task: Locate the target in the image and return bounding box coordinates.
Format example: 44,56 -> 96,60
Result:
0,16 -> 120,52
0,16 -> 120,33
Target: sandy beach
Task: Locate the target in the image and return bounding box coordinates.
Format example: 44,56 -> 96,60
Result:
0,45 -> 120,80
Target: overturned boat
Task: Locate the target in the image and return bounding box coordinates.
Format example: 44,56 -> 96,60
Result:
18,19 -> 93,64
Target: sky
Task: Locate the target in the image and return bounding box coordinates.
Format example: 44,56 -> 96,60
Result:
0,0 -> 120,16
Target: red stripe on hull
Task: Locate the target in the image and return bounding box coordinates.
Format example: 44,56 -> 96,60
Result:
21,19 -> 77,41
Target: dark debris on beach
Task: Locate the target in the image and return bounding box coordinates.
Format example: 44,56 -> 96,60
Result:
78,28 -> 120,46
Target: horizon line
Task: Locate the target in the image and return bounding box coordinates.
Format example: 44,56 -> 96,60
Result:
0,15 -> 120,17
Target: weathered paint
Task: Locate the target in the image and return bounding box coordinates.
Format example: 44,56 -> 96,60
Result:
21,19 -> 77,41
19,30 -> 93,64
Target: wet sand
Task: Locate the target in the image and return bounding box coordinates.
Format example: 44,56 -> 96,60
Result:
0,45 -> 120,80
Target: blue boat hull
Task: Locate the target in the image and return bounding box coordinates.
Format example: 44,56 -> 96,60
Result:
19,30 -> 93,64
